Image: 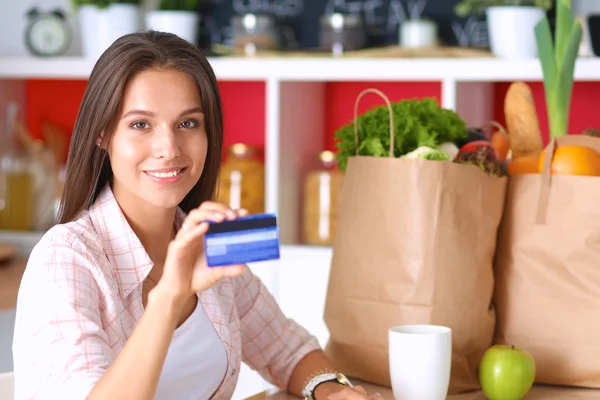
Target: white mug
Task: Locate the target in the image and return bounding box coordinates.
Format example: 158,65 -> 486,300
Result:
389,325 -> 452,400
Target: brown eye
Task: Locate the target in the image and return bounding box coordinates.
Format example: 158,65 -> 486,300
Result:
130,121 -> 150,130
179,120 -> 198,129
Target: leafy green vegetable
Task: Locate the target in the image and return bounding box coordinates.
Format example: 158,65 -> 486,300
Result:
437,142 -> 460,159
424,151 -> 450,161
334,98 -> 468,171
534,0 -> 582,138
401,146 -> 450,161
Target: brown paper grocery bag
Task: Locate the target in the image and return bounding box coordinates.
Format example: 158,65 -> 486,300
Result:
323,89 -> 507,394
494,134 -> 600,388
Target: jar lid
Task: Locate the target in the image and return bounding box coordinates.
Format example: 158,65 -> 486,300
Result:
228,143 -> 260,157
320,13 -> 362,29
317,150 -> 338,166
231,13 -> 275,29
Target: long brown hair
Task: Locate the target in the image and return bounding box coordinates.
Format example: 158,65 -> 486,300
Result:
57,31 -> 223,223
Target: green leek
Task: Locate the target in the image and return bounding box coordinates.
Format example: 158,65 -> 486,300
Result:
534,0 -> 583,138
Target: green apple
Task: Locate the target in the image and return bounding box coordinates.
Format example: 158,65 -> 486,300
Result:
479,344 -> 536,400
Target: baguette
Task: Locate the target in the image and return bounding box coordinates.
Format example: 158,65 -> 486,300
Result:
504,81 -> 543,159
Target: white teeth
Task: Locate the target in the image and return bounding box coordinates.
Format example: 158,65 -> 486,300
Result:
146,170 -> 181,178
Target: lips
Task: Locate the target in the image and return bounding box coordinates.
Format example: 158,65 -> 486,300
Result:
143,167 -> 188,183
145,169 -> 182,178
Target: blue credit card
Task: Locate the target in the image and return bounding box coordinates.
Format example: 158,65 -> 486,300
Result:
204,213 -> 281,267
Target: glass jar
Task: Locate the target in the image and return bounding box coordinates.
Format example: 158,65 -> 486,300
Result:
0,103 -> 34,231
320,13 -> 366,56
30,143 -> 58,230
302,150 -> 344,246
217,143 -> 265,215
230,13 -> 279,55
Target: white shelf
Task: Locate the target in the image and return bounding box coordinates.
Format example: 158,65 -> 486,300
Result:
1,56 -> 600,81
0,56 -> 532,245
3,55 -> 600,246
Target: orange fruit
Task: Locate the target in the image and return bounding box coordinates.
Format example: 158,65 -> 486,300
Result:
538,145 -> 600,176
507,153 -> 541,176
490,131 -> 510,161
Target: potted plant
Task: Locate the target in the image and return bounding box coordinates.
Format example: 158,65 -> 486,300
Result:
71,0 -> 110,58
399,0 -> 439,48
72,0 -> 142,59
107,1 -> 143,44
399,0 -> 438,48
145,0 -> 202,44
454,0 -> 553,59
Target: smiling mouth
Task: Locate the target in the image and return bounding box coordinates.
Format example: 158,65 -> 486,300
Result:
144,168 -> 186,179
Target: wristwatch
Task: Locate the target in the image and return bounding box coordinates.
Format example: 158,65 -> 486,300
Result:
302,371 -> 353,400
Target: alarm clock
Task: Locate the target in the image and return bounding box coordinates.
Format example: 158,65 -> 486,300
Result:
24,8 -> 71,57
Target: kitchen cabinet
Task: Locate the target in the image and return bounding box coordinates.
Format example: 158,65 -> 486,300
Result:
2,54 -> 600,399
2,56 -> 600,245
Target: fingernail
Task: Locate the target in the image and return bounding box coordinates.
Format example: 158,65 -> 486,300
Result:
181,224 -> 188,230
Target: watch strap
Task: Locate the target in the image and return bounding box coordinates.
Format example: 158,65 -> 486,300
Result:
302,371 -> 352,400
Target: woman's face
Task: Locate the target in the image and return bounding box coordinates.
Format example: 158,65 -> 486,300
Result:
107,67 -> 207,213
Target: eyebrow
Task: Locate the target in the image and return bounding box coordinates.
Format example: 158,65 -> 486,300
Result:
121,106 -> 204,119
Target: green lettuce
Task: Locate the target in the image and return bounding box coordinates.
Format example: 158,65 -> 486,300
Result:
401,146 -> 450,161
334,97 -> 467,171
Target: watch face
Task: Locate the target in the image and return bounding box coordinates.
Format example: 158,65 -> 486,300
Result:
26,16 -> 70,56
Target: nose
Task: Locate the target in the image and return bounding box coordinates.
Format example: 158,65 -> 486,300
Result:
152,127 -> 181,160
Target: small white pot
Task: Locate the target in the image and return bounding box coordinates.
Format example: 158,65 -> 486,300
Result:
486,6 -> 546,59
108,3 -> 142,43
145,10 -> 200,44
78,5 -> 113,60
400,19 -> 438,48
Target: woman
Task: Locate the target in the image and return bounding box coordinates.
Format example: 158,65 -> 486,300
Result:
12,31 -> 383,400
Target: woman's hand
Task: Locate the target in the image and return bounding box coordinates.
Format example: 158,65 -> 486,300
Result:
326,385 -> 385,400
155,201 -> 248,301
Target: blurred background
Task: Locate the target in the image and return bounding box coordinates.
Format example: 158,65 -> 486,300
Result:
0,0 -> 599,58
0,1 -> 600,398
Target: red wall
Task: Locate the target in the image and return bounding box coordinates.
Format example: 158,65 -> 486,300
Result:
24,79 -> 600,163
25,80 -> 266,163
25,80 -> 87,145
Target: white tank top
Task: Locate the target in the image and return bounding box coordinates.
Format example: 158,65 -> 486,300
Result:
154,295 -> 228,400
